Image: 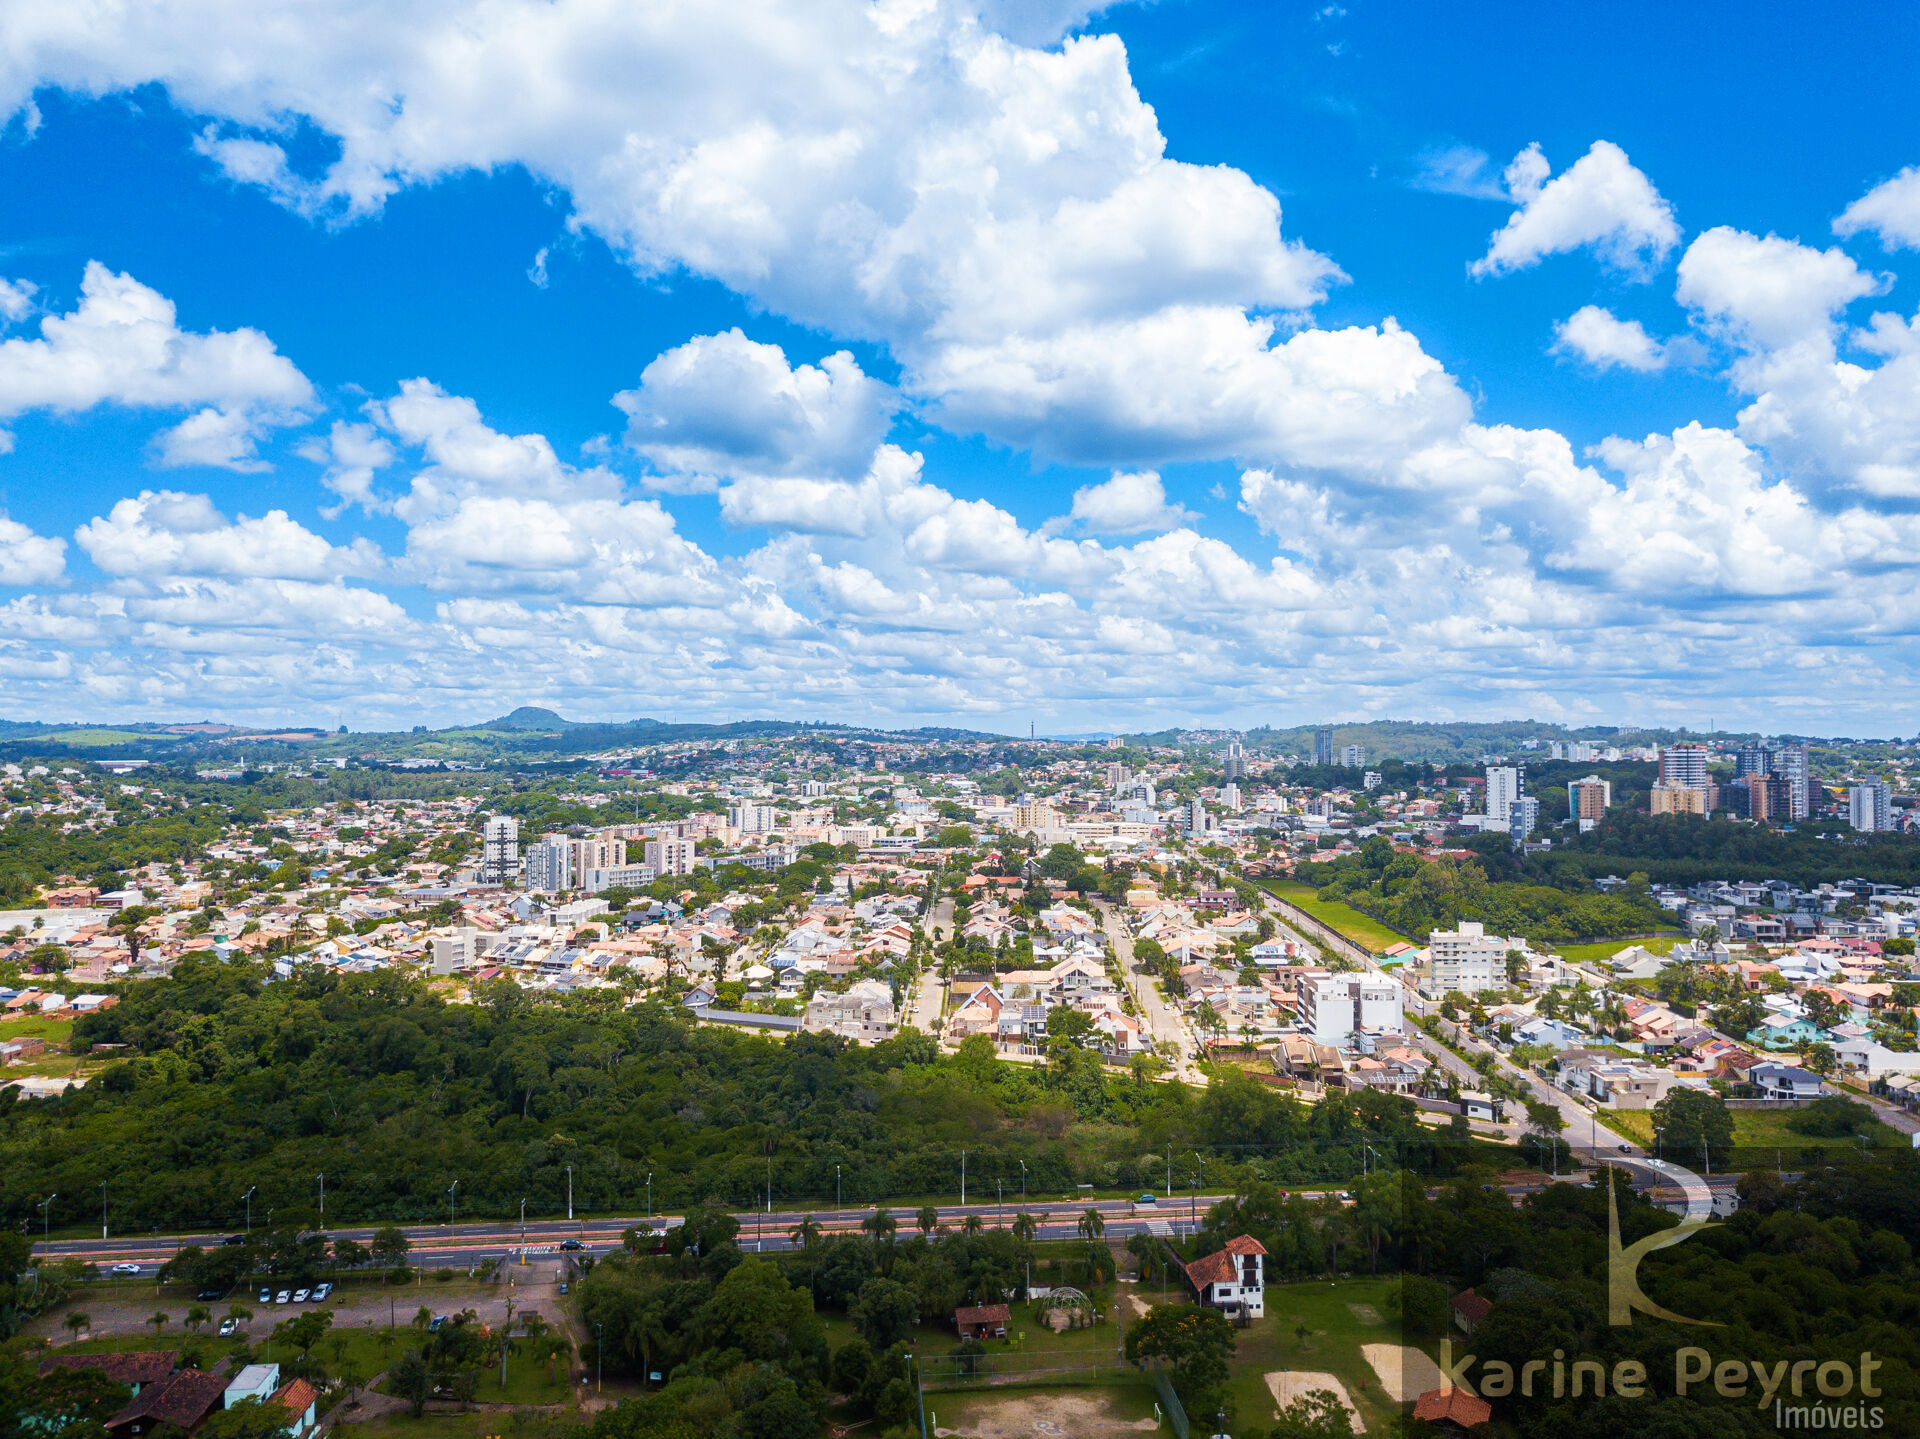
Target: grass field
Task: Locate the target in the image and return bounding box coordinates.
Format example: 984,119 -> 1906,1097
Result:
1603,1105 -> 1906,1155
1258,880 -> 1408,954
925,1381 -> 1159,1438
1227,1275 -> 1420,1434
1551,936 -> 1685,964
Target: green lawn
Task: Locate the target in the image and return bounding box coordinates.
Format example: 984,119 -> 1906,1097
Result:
1257,880 -> 1408,954
0,1013 -> 75,1043
1228,1276 -> 1422,1434
1551,936 -> 1684,964
1603,1106 -> 1906,1155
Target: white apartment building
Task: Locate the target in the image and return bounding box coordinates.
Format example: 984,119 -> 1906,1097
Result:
729,802 -> 779,833
523,835 -> 573,894
1851,780 -> 1893,833
1338,744 -> 1365,768
1301,973 -> 1404,1047
480,814 -> 520,883
1482,766 -> 1521,831
1426,922 -> 1510,995
581,864 -> 655,893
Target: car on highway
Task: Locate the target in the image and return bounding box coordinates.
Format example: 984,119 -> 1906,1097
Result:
1135,1193 -> 1157,1205
223,1235 -> 246,1246
218,1318 -> 238,1337
258,1287 -> 272,1304
1618,1144 -> 1632,1153
292,1288 -> 311,1303
275,1290 -> 291,1305
312,1283 -> 332,1301
109,1262 -> 142,1276
559,1238 -> 584,1250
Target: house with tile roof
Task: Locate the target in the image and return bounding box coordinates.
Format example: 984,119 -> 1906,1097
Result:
105,1367 -> 231,1435
1181,1235 -> 1265,1320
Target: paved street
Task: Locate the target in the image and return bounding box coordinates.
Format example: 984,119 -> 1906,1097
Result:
1095,900 -> 1200,1082
901,894 -> 953,1035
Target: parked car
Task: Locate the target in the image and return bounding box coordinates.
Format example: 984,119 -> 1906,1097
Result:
109,1262 -> 142,1276
312,1283 -> 332,1301
292,1288 -> 311,1304
559,1239 -> 584,1250
427,1315 -> 448,1332
558,1282 -> 569,1295
258,1288 -> 272,1304
196,1288 -> 225,1302
218,1318 -> 238,1337
275,1290 -> 291,1305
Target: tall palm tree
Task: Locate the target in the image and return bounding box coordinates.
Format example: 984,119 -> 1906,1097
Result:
1077,1208 -> 1105,1243
862,1208 -> 897,1244
916,1204 -> 940,1237
63,1312 -> 88,1342
184,1305 -> 210,1333
789,1215 -> 822,1249
147,1313 -> 169,1339
1010,1211 -> 1038,1247
961,1214 -> 984,1238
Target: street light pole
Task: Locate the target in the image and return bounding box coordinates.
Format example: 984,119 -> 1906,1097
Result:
40,1193 -> 56,1241
566,1165 -> 573,1222
317,1173 -> 324,1220
595,1322 -> 603,1394
646,1172 -> 653,1218
448,1181 -> 459,1230
243,1186 -> 256,1236
101,1181 -> 108,1241
835,1165 -> 841,1213
960,1150 -> 967,1208
1019,1160 -> 1026,1201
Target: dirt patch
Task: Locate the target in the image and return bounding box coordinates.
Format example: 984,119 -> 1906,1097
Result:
1361,1344 -> 1445,1404
1345,1303 -> 1382,1324
930,1390 -> 1158,1438
1265,1372 -> 1363,1433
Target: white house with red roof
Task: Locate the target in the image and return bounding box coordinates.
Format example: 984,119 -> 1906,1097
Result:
1181,1235 -> 1266,1319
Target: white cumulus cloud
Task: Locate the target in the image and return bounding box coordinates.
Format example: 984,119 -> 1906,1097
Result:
1472,141 -> 1680,278
1836,166 -> 1920,251
1047,469 -> 1198,535
1551,305 -> 1668,372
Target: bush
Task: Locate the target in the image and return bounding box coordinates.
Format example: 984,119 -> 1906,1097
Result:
1787,1096 -> 1874,1138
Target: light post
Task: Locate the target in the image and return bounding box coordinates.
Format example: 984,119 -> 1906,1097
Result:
448,1181 -> 459,1230
960,1150 -> 967,1208
243,1186 -> 256,1236
595,1321 -> 603,1393
835,1165 -> 841,1213
101,1181 -> 108,1241
519,1198 -> 527,1265
317,1173 -> 324,1219
1018,1160 -> 1026,1201
646,1171 -> 653,1218
39,1193 -> 56,1241
565,1165 -> 573,1222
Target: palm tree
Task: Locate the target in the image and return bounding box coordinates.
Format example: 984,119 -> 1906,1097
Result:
1010,1211 -> 1038,1247
412,1305 -> 433,1331
148,1312 -> 170,1339
64,1311 -> 88,1343
184,1305 -> 211,1334
916,1204 -> 940,1237
789,1215 -> 822,1249
862,1208 -> 897,1244
1077,1208 -> 1105,1243
961,1214 -> 984,1238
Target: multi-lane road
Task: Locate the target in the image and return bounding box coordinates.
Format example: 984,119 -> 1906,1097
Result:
32,1193 -> 1236,1277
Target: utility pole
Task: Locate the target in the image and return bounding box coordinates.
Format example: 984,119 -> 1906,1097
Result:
595,1322 -> 603,1393
646,1171 -> 653,1218
243,1186 -> 256,1235
101,1181 -> 108,1240
836,1165 -> 841,1213
40,1193 -> 56,1241
960,1150 -> 967,1208
317,1173 -> 325,1219
519,1198 -> 527,1266
566,1166 -> 573,1222
448,1181 -> 459,1230
1019,1160 -> 1026,1201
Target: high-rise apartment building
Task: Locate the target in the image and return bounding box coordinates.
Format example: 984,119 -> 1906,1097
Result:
1734,744 -> 1773,779
1773,742 -> 1811,820
1312,727 -> 1334,766
1222,740 -> 1246,782
1484,765 -> 1523,830
1338,744 -> 1365,768
1850,780 -> 1893,833
1658,745 -> 1711,791
1186,796 -> 1209,835
480,814 -> 520,883
728,801 -> 778,833
1508,795 -> 1540,840
643,836 -> 698,876
1568,775 -> 1611,830
1221,782 -> 1242,811
1650,782 -> 1710,816
523,834 -> 573,893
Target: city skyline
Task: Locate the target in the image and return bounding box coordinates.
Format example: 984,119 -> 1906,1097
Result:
0,3 -> 1917,732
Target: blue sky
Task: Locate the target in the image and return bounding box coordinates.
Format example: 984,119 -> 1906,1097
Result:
0,0 -> 1915,734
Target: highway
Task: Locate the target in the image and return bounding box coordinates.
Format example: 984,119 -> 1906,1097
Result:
32,1193 -> 1237,1276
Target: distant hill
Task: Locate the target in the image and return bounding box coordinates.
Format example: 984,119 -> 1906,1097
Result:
482,706 -> 584,731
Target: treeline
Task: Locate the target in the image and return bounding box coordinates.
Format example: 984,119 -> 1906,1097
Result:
1542,811 -> 1920,887
1308,839 -> 1667,942
0,962 -> 1455,1236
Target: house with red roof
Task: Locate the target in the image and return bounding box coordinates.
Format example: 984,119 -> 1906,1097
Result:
1181,1235 -> 1266,1320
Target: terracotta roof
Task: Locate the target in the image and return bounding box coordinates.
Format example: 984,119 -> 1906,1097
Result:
1451,1288 -> 1493,1322
274,1378 -> 319,1415
1185,1249 -> 1238,1286
41,1352 -> 178,1386
107,1368 -> 230,1431
1223,1235 -> 1267,1256
1413,1387 -> 1492,1427
954,1303 -> 1010,1326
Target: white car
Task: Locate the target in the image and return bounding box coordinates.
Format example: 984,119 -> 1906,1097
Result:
109,1262 -> 142,1276
276,1290 -> 291,1305
218,1318 -> 238,1337
311,1283 -> 332,1301
292,1288 -> 311,1303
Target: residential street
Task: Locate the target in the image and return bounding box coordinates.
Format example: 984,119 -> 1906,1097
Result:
901,894 -> 953,1037
1095,899 -> 1201,1082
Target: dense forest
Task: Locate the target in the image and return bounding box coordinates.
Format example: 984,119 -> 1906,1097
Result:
1306,838 -> 1669,943
1544,811 -> 1920,888
0,959 -> 1451,1236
